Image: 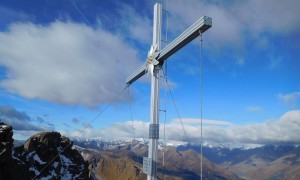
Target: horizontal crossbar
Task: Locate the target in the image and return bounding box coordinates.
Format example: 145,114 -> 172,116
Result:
157,16 -> 212,62
126,16 -> 212,85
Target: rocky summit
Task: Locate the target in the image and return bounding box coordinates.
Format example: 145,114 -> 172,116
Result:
0,121 -> 15,179
0,121 -> 89,180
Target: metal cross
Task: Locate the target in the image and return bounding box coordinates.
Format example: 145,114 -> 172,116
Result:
126,3 -> 212,180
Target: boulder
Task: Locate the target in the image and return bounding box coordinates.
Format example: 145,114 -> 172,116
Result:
24,131 -> 61,152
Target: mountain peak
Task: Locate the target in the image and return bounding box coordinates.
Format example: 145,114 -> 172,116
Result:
0,121 -> 90,179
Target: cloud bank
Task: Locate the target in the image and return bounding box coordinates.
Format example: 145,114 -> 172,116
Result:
0,21 -> 142,107
66,110 -> 300,145
169,0 -> 300,45
0,105 -> 43,131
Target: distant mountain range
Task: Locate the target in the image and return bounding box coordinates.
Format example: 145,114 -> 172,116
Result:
178,143 -> 300,179
73,138 -> 300,180
73,140 -> 239,179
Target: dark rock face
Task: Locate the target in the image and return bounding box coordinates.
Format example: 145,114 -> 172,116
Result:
0,122 -> 13,162
0,122 -> 14,180
0,121 -> 89,179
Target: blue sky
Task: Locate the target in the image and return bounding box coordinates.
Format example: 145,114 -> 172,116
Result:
0,0 -> 299,145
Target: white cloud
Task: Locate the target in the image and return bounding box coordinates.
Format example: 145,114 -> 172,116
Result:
269,56 -> 282,70
172,118 -> 233,126
0,105 -> 44,131
168,0 -> 300,52
65,110 -> 300,145
0,105 -> 58,140
246,106 -> 263,113
0,21 -> 142,107
237,57 -> 245,65
64,120 -> 149,140
278,92 -> 300,108
117,4 -> 152,44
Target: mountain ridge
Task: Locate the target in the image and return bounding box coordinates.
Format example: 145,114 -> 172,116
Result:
73,137 -> 300,179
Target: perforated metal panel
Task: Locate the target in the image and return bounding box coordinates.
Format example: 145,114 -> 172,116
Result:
149,124 -> 159,139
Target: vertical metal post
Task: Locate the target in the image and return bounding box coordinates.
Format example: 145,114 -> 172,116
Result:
148,3 -> 162,180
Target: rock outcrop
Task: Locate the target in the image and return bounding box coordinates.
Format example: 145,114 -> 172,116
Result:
0,121 -> 89,179
0,122 -> 15,179
0,122 -> 13,162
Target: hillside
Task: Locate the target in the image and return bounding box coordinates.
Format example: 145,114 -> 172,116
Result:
178,144 -> 300,179
220,153 -> 300,179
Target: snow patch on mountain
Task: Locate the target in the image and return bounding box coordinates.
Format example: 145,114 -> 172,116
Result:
33,154 -> 46,165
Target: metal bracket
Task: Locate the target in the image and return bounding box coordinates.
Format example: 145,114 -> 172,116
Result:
149,124 -> 159,139
153,51 -> 160,59
148,51 -> 160,66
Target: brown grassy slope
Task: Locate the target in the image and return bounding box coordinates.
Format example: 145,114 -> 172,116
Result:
94,155 -> 146,180
220,154 -> 300,180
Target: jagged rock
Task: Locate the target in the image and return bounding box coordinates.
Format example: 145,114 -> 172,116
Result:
0,121 -> 90,180
20,131 -> 89,179
0,122 -> 14,180
24,131 -> 61,151
61,135 -> 73,150
0,122 -> 13,162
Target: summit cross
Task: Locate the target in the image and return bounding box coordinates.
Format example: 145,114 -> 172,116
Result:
126,3 -> 212,180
